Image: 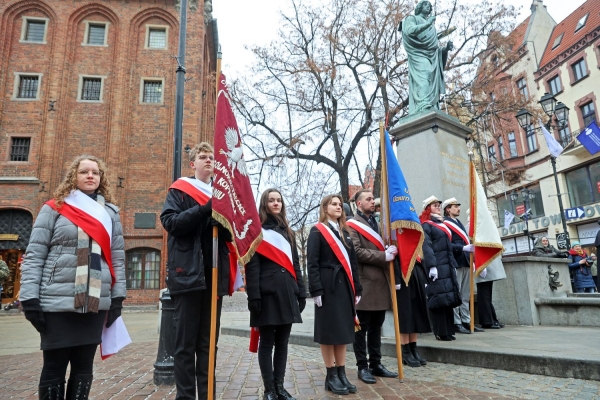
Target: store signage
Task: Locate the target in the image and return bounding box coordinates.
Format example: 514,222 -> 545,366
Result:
565,206 -> 585,220
0,234 -> 19,241
555,233 -> 568,250
576,121 -> 600,155
516,204 -> 525,216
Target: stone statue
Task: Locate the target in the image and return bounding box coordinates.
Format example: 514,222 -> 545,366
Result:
400,0 -> 453,115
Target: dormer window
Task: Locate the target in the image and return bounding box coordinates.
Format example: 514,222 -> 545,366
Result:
552,33 -> 563,49
575,14 -> 588,32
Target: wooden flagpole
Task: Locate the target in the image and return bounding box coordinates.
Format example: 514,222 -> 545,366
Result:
469,161 -> 475,333
380,121 -> 404,381
207,51 -> 223,400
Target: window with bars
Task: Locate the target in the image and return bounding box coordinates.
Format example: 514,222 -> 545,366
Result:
581,102 -> 596,127
25,20 -> 46,42
17,76 -> 39,99
497,136 -> 505,160
148,28 -> 166,48
10,138 -> 31,162
87,23 -> 106,45
516,78 -> 528,99
526,125 -> 537,152
508,132 -> 518,157
143,80 -> 163,103
126,248 -> 161,289
572,59 -> 587,81
81,77 -> 102,101
549,76 -> 561,95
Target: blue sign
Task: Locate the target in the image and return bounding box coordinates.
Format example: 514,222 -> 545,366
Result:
576,121 -> 600,155
565,206 -> 585,220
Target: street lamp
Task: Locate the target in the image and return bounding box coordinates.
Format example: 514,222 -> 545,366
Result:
514,93 -> 571,250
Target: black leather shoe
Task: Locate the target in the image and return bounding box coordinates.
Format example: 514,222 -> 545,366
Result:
371,364 -> 399,377
450,335 -> 456,340
357,368 -> 376,384
435,335 -> 452,341
482,323 -> 501,329
465,324 -> 485,333
455,324 -> 471,334
494,321 -> 505,328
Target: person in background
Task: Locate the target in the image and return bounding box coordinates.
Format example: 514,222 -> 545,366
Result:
307,194 -> 362,395
20,155 -> 126,400
475,257 -> 507,329
591,254 -> 598,289
0,258 -> 8,302
568,241 -> 596,293
532,237 -> 568,258
245,188 -> 306,400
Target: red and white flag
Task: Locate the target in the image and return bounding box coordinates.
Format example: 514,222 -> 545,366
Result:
212,73 -> 262,267
468,162 -> 504,275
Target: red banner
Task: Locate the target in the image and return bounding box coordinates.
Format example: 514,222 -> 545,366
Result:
212,73 -> 262,265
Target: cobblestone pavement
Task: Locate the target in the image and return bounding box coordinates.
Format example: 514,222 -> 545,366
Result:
2,334 -> 599,400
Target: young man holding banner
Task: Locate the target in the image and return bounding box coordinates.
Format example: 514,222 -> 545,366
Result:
160,143 -> 233,400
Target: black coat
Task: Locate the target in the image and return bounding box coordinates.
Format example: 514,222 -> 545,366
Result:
245,217 -> 306,327
160,181 -> 232,296
422,218 -> 461,310
307,223 -> 362,345
394,258 -> 431,334
444,216 -> 469,268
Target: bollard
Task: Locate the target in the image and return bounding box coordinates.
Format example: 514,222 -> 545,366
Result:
153,289 -> 176,385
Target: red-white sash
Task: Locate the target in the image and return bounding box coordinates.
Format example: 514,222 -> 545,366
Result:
255,229 -> 296,280
46,190 -> 115,285
423,220 -> 452,240
315,222 -> 355,295
169,177 -> 211,205
346,219 -> 385,251
443,219 -> 470,244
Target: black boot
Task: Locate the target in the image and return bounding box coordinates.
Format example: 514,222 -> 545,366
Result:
65,374 -> 92,400
39,379 -> 65,400
262,378 -> 278,400
324,366 -> 348,395
401,344 -> 420,367
409,342 -> 427,366
274,377 -> 296,400
337,366 -> 356,393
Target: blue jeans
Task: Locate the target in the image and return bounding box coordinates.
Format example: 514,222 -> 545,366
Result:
576,287 -> 596,293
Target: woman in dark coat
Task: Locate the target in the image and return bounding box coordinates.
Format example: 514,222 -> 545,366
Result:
532,236 -> 567,258
308,194 -> 362,395
246,189 -> 306,400
420,196 -> 461,341
394,257 -> 431,366
568,241 -> 596,293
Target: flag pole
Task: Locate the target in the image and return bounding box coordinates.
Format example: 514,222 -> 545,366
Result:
468,161 -> 475,333
380,121 -> 404,381
207,51 -> 223,400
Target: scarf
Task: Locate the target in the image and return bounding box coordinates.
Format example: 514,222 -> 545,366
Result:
569,248 -> 586,257
74,193 -> 104,313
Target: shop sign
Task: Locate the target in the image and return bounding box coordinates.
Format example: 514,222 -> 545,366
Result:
556,233 -> 568,250
0,234 -> 19,241
516,204 -> 525,216
576,222 -> 600,246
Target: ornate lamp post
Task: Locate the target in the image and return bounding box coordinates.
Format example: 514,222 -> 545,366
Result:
515,94 -> 571,250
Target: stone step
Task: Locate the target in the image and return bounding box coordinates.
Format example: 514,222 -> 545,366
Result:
535,296 -> 600,327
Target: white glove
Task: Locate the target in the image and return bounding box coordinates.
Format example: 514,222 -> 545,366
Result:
429,267 -> 438,281
395,284 -> 401,290
463,244 -> 475,253
385,246 -> 398,261
385,252 -> 395,261
313,296 -> 322,307
480,268 -> 487,279
355,296 -> 361,305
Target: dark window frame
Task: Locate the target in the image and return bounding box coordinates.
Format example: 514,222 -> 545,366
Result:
142,80 -> 163,103
516,78 -> 528,99
581,102 -> 596,127
125,248 -> 161,290
148,28 -> 167,49
549,75 -> 562,95
24,19 -> 46,42
87,23 -> 107,45
573,58 -> 588,82
9,137 -> 31,162
497,135 -> 505,160
526,125 -> 537,153
80,77 -> 103,101
508,132 -> 518,157
17,75 -> 39,99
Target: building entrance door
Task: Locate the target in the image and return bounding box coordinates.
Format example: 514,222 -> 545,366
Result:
0,209 -> 32,304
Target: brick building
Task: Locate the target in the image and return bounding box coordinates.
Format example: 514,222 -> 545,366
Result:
0,0 -> 218,305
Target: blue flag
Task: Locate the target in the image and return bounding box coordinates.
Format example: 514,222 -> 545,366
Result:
576,121 -> 600,155
380,130 -> 423,284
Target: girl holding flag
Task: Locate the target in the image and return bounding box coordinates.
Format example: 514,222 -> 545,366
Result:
20,155 -> 126,399
245,189 -> 306,400
307,194 -> 362,395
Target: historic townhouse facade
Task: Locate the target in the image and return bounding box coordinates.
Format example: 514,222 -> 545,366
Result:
0,0 -> 218,305
479,0 -> 600,256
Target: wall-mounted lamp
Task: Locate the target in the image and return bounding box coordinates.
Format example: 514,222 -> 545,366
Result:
184,144 -> 191,153
431,123 -> 439,133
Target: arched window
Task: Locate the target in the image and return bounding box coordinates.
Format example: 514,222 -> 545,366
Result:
126,248 -> 160,289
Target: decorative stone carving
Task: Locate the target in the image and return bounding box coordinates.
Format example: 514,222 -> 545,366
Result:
204,0 -> 213,23
548,265 -> 563,291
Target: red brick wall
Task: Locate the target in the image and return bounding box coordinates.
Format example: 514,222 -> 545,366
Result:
0,0 -> 217,304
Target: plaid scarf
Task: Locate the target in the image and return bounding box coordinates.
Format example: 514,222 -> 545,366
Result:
74,194 -> 104,313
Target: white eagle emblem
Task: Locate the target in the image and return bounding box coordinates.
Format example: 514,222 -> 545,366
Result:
220,127 -> 248,178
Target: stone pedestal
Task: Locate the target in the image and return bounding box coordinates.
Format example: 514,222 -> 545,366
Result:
389,110 -> 473,207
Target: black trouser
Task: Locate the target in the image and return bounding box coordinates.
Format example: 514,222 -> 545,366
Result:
353,310 -> 386,370
40,344 -> 97,382
476,281 -> 497,326
257,324 -> 292,381
172,284 -> 223,400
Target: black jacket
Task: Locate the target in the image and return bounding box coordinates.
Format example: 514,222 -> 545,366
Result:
160,181 -> 233,296
422,217 -> 461,310
245,216 -> 306,327
444,216 -> 470,268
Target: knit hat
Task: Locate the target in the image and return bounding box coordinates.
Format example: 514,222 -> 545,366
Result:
571,241 -> 581,247
422,195 -> 441,210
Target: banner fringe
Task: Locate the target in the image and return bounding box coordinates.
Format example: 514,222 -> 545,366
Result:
212,210 -> 263,265
392,221 -> 424,286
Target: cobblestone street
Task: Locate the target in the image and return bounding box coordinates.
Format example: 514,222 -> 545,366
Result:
2,332 -> 599,400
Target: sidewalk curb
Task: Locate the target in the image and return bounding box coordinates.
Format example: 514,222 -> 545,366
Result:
222,326 -> 600,381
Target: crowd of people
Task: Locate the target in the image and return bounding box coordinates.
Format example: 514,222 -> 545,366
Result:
20,142 -> 599,400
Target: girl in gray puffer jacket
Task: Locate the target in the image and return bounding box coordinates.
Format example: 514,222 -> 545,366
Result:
20,155 -> 126,400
